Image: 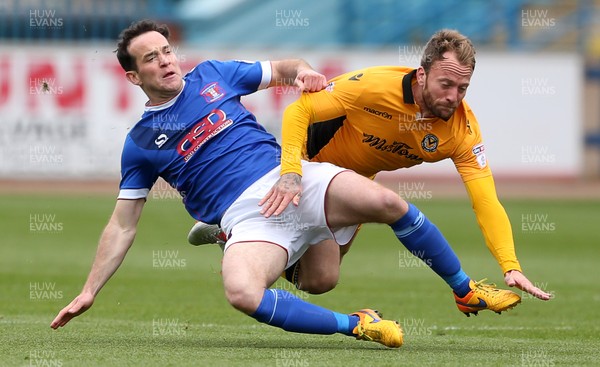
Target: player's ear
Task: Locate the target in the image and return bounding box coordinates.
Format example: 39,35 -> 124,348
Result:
126,70 -> 142,86
416,67 -> 426,86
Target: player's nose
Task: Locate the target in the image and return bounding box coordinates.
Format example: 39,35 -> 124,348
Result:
446,88 -> 459,103
158,53 -> 170,66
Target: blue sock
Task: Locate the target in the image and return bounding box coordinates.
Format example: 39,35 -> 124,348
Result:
251,289 -> 358,336
391,203 -> 472,297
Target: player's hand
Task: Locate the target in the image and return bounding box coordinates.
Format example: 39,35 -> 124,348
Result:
50,292 -> 95,329
259,173 -> 302,217
295,69 -> 328,93
504,270 -> 553,300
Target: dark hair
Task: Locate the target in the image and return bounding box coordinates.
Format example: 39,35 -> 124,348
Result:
420,29 -> 476,73
115,19 -> 170,72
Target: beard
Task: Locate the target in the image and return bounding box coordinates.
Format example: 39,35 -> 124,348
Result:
422,83 -> 457,120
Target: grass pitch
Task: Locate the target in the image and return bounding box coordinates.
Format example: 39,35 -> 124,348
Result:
1,193 -> 598,366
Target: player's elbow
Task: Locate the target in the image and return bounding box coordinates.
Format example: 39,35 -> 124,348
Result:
471,194 -> 503,212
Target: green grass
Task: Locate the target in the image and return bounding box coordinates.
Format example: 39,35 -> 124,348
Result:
1,194 -> 599,366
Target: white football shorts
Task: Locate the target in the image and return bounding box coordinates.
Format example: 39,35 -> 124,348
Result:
220,161 -> 358,269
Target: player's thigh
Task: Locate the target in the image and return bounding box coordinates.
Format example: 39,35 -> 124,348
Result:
303,232 -> 358,266
325,171 -> 408,227
221,241 -> 288,313
298,239 -> 341,280
339,225 -> 361,258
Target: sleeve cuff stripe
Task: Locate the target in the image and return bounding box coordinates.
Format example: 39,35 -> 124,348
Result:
258,61 -> 272,90
118,188 -> 149,199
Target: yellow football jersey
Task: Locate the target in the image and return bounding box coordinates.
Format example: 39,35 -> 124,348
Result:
281,66 -> 490,182
280,66 -> 522,274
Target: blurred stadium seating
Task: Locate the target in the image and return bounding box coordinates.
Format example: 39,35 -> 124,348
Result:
1,0 -> 594,49
0,0 -> 174,41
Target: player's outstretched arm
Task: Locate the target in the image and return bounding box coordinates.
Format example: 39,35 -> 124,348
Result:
269,59 -> 327,92
50,198 -> 145,329
464,177 -> 552,300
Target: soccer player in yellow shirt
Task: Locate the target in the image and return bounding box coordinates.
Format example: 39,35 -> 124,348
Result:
260,29 -> 552,305
190,30 -> 551,316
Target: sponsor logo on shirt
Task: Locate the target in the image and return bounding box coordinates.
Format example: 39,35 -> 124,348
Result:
177,109 -> 233,162
363,106 -> 393,120
362,133 -> 423,161
155,133 -> 169,148
200,82 -> 225,103
472,144 -> 485,155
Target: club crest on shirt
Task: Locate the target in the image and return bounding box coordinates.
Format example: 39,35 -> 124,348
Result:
200,82 -> 225,103
421,134 -> 438,153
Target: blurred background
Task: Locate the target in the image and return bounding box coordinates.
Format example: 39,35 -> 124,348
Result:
1,0 -> 599,197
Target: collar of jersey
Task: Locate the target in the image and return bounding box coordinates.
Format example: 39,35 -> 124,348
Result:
402,69 -> 417,104
144,80 -> 186,112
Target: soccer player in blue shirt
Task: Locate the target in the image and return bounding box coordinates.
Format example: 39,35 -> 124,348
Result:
51,20 -> 517,347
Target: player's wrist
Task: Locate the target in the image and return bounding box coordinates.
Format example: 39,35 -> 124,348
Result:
280,170 -> 302,178
504,269 -> 522,276
281,172 -> 302,182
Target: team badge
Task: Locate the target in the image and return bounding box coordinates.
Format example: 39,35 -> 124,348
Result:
200,82 -> 225,103
421,134 -> 439,152
472,143 -> 487,168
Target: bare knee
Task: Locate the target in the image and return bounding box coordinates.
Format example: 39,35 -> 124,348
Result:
220,241 -> 288,315
373,189 -> 406,222
223,282 -> 263,315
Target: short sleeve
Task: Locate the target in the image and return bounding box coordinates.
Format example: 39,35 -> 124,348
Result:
208,60 -> 271,96
118,135 -> 159,199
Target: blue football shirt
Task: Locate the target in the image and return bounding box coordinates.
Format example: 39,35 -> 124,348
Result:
118,60 -> 280,224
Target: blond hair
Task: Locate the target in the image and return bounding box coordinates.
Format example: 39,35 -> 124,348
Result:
420,29 -> 476,72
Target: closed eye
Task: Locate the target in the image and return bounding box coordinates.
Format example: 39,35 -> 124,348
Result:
145,52 -> 157,62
